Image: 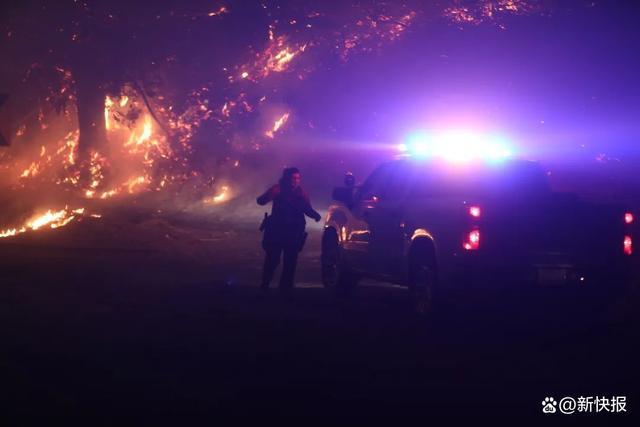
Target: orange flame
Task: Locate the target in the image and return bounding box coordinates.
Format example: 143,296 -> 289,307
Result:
0,207 -> 87,239
204,185 -> 230,204
265,112 -> 290,138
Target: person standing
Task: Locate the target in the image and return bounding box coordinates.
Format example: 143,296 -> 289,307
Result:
257,167 -> 322,293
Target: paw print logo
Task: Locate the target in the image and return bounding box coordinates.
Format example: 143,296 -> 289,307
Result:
542,397 -> 557,414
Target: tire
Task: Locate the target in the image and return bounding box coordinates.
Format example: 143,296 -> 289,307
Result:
408,239 -> 439,315
321,228 -> 359,292
321,228 -> 340,288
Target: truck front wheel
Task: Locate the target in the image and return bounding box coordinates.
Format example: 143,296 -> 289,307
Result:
321,227 -> 359,292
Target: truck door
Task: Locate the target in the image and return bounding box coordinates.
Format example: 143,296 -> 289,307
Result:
345,163 -> 394,272
367,163 -> 412,278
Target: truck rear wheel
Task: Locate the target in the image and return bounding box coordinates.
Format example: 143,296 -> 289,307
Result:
408,239 -> 439,315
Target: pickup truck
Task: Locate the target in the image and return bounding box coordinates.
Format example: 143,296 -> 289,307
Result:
321,158 -> 635,311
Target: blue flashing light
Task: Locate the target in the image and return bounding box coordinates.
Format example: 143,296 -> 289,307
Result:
399,130 -> 513,163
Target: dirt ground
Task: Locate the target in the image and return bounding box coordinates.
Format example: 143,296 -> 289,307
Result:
1,211 -> 639,423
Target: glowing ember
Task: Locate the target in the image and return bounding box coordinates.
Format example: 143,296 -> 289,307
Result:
444,0 -> 536,25
338,12 -> 417,60
271,46 -> 302,72
265,113 -> 290,138
444,7 -> 476,23
204,186 -> 230,204
244,34 -> 307,80
208,6 -> 228,17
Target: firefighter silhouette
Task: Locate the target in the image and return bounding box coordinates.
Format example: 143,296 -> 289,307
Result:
257,167 -> 321,292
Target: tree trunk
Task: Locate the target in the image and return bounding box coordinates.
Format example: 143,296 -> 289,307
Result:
75,72 -> 107,162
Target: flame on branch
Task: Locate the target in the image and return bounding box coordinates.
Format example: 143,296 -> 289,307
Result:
240,35 -> 307,81
265,112 -> 290,139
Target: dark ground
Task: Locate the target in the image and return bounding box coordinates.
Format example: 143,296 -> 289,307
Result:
1,211 -> 639,423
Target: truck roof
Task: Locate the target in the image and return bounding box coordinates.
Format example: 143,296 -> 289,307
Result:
369,158 -> 551,198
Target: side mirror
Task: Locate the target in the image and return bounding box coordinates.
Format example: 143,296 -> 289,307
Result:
332,187 -> 354,207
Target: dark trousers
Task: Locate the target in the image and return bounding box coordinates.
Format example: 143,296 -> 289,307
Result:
261,243 -> 299,290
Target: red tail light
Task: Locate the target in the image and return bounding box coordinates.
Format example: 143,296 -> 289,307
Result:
625,212 -> 634,224
624,235 -> 633,256
463,229 -> 480,250
469,205 -> 481,218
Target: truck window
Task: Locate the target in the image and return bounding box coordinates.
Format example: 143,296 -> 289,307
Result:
358,162 -> 394,200
384,161 -> 412,201
358,161 -> 412,202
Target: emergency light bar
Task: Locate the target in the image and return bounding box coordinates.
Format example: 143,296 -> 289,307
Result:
398,130 -> 512,162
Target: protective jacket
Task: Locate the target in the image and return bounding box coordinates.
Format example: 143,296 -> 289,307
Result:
257,184 -> 321,234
